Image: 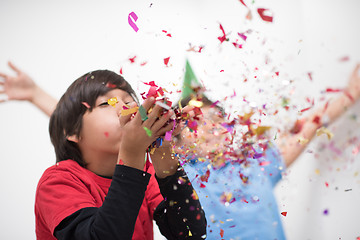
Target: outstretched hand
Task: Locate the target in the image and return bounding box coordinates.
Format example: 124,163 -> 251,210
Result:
346,63 -> 360,101
0,62 -> 37,102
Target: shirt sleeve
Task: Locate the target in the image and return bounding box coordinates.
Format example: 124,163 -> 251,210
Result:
37,164 -> 151,240
153,166 -> 207,240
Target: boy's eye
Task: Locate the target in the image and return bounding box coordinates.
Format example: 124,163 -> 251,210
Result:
99,102 -> 109,106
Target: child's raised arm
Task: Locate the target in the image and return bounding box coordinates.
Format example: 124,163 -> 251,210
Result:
277,64 -> 360,167
0,61 -> 57,116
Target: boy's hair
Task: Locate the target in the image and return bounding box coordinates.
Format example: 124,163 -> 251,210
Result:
49,70 -> 137,167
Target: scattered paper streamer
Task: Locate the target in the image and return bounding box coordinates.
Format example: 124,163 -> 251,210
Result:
316,126 -> 334,140
121,107 -> 139,116
128,12 -> 139,32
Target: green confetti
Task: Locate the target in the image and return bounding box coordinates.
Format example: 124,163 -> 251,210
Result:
143,127 -> 152,137
139,105 -> 148,121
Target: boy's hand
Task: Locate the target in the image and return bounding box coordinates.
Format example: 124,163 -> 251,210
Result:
117,97 -> 175,170
150,105 -> 196,178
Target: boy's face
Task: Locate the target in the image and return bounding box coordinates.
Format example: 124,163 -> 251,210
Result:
181,105 -> 227,159
76,89 -> 136,160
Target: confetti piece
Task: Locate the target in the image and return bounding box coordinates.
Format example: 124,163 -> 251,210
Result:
104,132 -> 109,137
129,56 -> 137,63
121,106 -> 139,116
220,229 -> 224,238
257,8 -> 273,22
165,131 -> 172,141
297,137 -> 309,145
281,212 -> 287,216
307,72 -> 313,81
316,127 -> 334,140
192,189 -> 199,200
325,88 -> 342,93
143,127 -> 152,137
239,0 -> 247,7
218,24 -> 228,43
164,57 -> 170,66
246,9 -> 252,20
107,97 -> 118,107
238,32 -> 247,41
81,102 -> 90,109
323,209 -> 329,215
128,12 -> 139,32
106,82 -> 117,88
139,105 -> 148,121
189,99 -> 203,108
325,182 -> 329,187
155,101 -> 171,110
339,56 -> 350,62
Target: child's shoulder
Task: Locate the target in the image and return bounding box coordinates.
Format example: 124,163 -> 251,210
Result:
38,160 -> 87,185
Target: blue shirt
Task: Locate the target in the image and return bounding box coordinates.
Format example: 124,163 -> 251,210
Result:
183,144 -> 286,240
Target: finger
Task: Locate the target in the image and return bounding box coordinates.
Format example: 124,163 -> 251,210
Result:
8,61 -> 21,74
155,121 -> 175,137
143,102 -> 166,128
354,63 -> 360,76
0,72 -> 8,80
133,97 -> 155,124
152,110 -> 174,134
181,105 -> 195,114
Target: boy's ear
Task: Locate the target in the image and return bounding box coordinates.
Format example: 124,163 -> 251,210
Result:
67,134 -> 80,143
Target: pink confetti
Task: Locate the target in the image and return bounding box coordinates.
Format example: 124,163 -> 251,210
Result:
339,56 -> 350,62
237,32 -> 247,41
104,132 -> 109,137
307,72 -> 313,81
128,12 -> 139,32
165,131 -> 172,141
257,8 -> 273,22
81,102 -> 90,109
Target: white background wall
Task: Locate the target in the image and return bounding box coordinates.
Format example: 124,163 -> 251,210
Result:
0,0 -> 359,239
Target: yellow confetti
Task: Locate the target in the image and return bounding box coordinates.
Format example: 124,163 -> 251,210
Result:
315,169 -> 320,175
188,230 -> 192,237
150,147 -> 156,155
189,99 -> 203,108
297,137 -> 309,145
121,106 -> 139,116
316,126 -> 334,140
252,125 -> 272,136
107,97 -> 118,107
192,189 -> 199,200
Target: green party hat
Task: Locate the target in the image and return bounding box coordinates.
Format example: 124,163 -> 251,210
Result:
182,59 -> 202,99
